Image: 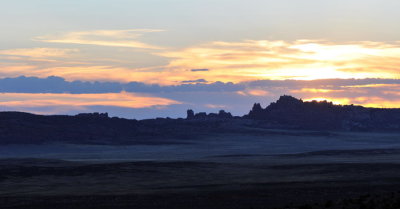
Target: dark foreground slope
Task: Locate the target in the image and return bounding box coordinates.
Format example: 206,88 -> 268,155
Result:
3,149 -> 400,209
1,95 -> 400,145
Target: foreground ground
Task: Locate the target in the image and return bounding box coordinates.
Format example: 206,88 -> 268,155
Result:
2,131 -> 400,208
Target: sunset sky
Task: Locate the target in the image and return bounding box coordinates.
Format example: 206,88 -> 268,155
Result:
1,0 -> 400,118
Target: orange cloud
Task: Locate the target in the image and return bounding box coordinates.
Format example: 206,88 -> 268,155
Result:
0,48 -> 80,64
343,84 -> 400,88
237,89 -> 270,96
0,92 -> 181,109
205,104 -> 227,109
0,64 -> 39,77
292,88 -> 344,93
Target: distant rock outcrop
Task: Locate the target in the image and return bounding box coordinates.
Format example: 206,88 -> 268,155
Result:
76,112 -> 109,118
245,95 -> 400,131
186,109 -> 233,120
186,109 -> 195,119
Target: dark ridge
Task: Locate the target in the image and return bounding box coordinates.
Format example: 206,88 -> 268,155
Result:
0,95 -> 399,145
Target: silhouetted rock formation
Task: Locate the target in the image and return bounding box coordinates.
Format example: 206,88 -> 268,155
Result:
186,109 -> 195,119
76,112 -> 109,118
245,95 -> 400,131
248,103 -> 264,120
186,109 -> 233,120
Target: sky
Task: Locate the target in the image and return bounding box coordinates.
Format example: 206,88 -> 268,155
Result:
1,0 -> 400,118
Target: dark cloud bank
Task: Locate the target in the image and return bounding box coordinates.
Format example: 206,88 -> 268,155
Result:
1,76 -> 400,94
0,76 -> 241,93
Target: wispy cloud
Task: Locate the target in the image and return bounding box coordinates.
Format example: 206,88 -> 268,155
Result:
0,92 -> 181,110
0,48 -> 80,64
35,29 -> 165,49
237,89 -> 270,97
0,48 -> 78,58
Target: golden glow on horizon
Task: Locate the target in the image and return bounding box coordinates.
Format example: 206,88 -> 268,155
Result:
304,97 -> 350,105
343,84 -> 400,88
292,88 -> 343,93
302,96 -> 400,108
